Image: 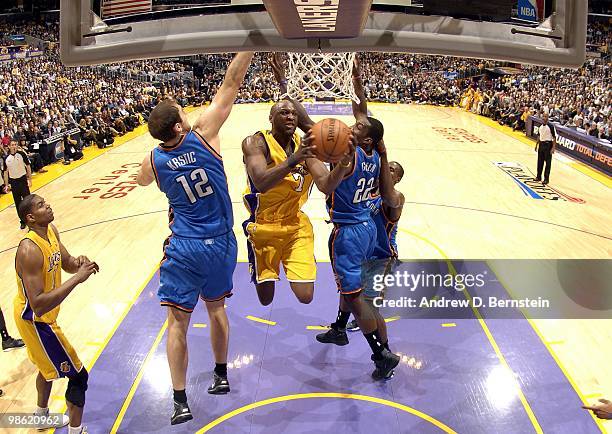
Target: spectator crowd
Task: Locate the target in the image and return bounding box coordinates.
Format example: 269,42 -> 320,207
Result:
1,18 -> 610,195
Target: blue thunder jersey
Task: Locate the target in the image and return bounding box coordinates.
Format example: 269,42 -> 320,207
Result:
152,130 -> 233,238
327,146 -> 380,224
368,196 -> 398,259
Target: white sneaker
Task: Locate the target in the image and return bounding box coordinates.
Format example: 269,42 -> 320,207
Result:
36,413 -> 69,431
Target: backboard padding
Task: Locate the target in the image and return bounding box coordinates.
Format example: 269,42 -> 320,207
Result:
60,0 -> 587,68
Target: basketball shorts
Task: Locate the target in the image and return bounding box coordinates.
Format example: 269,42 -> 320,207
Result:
159,231 -> 237,312
243,212 -> 316,284
363,257 -> 399,299
329,220 -> 377,294
13,314 -> 83,381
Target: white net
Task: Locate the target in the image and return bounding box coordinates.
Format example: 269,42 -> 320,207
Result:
286,52 -> 359,103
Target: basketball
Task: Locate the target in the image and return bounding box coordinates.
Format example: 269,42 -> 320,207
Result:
311,118 -> 351,163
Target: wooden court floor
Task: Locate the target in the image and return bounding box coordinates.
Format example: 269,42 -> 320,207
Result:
0,103 -> 610,433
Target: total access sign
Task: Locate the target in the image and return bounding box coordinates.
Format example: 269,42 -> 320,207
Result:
262,0 -> 371,39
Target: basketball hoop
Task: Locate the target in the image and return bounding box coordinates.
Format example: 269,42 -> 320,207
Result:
285,52 -> 360,104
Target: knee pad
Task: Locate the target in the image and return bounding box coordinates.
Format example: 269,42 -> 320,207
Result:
65,368 -> 88,407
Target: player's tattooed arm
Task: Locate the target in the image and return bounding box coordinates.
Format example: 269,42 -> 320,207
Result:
243,134 -> 315,193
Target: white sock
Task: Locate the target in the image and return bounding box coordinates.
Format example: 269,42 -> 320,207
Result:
68,425 -> 82,434
35,406 -> 49,415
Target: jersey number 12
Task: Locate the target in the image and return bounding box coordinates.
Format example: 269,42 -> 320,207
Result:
176,168 -> 214,204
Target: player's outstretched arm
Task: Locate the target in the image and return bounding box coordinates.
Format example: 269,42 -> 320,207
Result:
51,224 -> 99,275
377,140 -> 404,210
194,52 -> 254,151
243,134 -> 315,193
351,56 -> 369,124
270,53 -> 315,133
16,240 -> 97,317
136,151 -> 155,186
305,133 -> 356,195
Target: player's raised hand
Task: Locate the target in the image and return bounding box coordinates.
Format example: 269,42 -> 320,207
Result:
582,398 -> 612,419
270,53 -> 287,83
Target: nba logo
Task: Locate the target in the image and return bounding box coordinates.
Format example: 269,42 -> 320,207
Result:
517,0 -> 539,22
60,361 -> 71,373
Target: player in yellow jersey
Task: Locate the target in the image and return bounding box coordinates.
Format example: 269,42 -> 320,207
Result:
242,99 -> 355,306
14,194 -> 98,434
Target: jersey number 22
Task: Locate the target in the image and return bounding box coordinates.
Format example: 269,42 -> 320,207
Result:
353,177 -> 375,203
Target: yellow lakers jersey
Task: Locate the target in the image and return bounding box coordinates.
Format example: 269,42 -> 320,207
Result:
15,226 -> 62,323
243,130 -> 314,223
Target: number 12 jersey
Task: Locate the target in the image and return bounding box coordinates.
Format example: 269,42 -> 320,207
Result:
152,130 -> 233,238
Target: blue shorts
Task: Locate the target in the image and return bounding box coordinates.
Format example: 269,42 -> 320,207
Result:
159,231 -> 237,312
328,220 -> 376,294
363,257 -> 399,299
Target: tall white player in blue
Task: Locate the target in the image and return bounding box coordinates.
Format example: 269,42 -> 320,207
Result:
137,52 -> 254,425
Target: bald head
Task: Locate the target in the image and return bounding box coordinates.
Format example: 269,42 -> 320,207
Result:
269,100 -> 297,136
389,161 -> 404,184
270,100 -> 295,117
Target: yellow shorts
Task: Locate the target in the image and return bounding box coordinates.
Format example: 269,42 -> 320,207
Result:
244,212 -> 316,284
14,315 -> 83,381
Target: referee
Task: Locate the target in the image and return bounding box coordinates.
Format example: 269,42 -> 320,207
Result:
535,113 -> 557,185
2,139 -> 32,229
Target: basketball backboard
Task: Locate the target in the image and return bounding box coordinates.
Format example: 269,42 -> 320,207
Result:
60,0 -> 587,68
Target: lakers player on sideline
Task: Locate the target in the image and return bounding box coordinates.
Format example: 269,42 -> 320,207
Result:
14,194 -> 99,434
312,58 -> 403,379
136,52 -> 253,425
242,60 -> 355,307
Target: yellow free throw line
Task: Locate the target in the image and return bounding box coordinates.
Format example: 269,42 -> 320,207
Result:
49,265 -> 160,433
384,316 -> 401,323
487,261 -> 609,433
458,275 -> 544,433
246,315 -> 276,326
195,393 -> 458,433
110,319 -> 168,433
442,323 -> 457,328
306,325 -> 329,330
193,323 -> 207,328
398,227 -> 544,433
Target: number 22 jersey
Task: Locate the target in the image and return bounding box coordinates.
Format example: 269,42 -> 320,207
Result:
152,130 -> 233,238
327,146 -> 380,224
